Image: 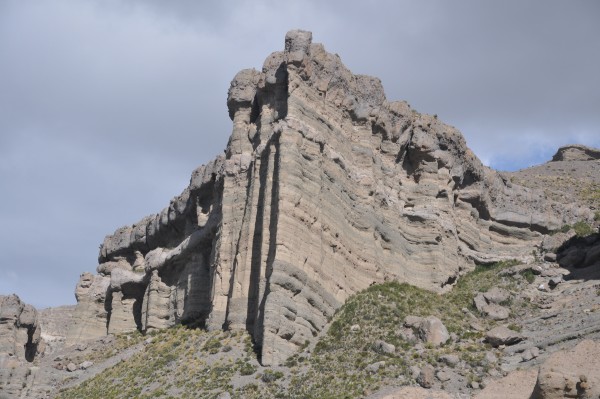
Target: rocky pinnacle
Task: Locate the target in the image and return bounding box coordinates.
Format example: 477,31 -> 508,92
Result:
70,30 -> 589,366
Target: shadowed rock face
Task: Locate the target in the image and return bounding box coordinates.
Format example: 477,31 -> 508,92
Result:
70,30 -> 585,365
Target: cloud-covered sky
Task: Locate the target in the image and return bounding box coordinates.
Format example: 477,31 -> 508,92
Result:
1,0 -> 599,308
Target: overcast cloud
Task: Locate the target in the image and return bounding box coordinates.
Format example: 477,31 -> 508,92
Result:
1,0 -> 599,308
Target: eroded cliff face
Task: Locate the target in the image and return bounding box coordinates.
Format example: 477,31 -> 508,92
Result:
70,30 -> 586,365
0,295 -> 42,396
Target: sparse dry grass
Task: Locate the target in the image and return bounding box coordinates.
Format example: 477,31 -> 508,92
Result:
56,260 -> 530,399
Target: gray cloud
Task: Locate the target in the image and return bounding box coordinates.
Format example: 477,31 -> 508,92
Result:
1,0 -> 598,308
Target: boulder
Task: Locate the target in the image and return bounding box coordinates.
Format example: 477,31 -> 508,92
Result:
483,287 -> 510,304
365,361 -> 386,374
417,316 -> 450,347
531,340 -> 600,399
439,354 -> 460,367
404,315 -> 424,328
372,340 -> 395,354
474,369 -> 538,399
417,364 -> 435,388
474,291 -> 510,321
485,326 -> 524,347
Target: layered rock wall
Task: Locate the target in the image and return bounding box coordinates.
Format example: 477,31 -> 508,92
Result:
71,30 -> 582,365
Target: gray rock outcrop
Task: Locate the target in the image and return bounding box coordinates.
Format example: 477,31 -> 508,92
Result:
485,326 -> 524,347
67,30 -> 585,366
0,295 -> 42,398
0,294 -> 41,363
474,288 -> 511,320
551,144 -> 600,162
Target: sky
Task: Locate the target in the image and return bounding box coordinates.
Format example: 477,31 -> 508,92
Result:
1,0 -> 599,309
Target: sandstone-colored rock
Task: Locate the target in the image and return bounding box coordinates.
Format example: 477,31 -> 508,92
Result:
418,316 -> 450,346
417,364 -> 435,388
66,273 -> 110,344
483,287 -> 510,304
531,339 -> 600,399
77,30 -> 584,365
0,294 -> 41,363
521,346 -> 539,362
474,369 -> 538,399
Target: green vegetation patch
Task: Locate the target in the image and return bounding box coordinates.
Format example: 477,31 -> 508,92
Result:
56,326 -> 256,399
57,260 -> 529,399
573,221 -> 593,237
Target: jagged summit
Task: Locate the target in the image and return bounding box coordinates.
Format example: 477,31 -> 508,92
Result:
63,30 -> 589,366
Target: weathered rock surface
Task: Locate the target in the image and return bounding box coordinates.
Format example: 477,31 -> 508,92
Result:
59,30 -> 587,366
551,144 -> 600,162
417,364 -> 435,388
65,272 -> 110,344
531,339 -> 600,399
0,295 -> 41,363
474,369 -> 538,399
509,145 -> 600,211
485,326 -> 524,347
0,295 -> 43,398
417,316 -> 450,346
474,288 -> 511,320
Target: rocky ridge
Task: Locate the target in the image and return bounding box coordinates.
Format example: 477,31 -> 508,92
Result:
61,30 -> 590,367
1,30 -> 599,399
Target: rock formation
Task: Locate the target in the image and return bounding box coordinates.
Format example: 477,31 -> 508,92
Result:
66,30 -> 589,366
551,144 -> 600,162
0,294 -> 42,397
0,295 -> 41,364
531,340 -> 600,399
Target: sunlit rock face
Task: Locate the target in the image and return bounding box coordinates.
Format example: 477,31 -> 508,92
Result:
75,30 -> 581,365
